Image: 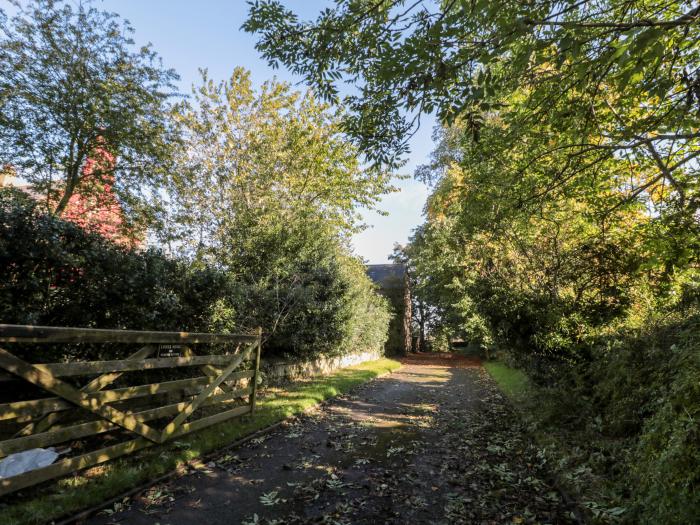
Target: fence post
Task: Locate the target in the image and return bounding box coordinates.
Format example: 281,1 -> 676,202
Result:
250,327 -> 262,415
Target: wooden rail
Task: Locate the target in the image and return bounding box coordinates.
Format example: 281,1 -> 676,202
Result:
0,324 -> 262,497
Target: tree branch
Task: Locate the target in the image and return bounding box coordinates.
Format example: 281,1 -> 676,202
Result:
522,5 -> 700,31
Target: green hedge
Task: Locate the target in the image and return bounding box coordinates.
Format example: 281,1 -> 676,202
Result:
590,312 -> 700,524
491,310 -> 700,524
0,188 -> 391,361
1,189 -> 228,361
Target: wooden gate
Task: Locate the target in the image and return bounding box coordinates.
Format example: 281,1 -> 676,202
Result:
0,324 -> 262,496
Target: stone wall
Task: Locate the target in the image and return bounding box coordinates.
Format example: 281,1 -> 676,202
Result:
260,349 -> 383,384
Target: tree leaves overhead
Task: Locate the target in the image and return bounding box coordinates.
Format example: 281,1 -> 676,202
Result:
245,0 -> 700,217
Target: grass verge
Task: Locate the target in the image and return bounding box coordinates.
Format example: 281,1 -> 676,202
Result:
483,360 -> 531,403
1,357 -> 401,525
484,360 -> 632,523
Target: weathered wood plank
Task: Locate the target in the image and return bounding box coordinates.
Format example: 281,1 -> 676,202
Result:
0,437 -> 153,497
168,404 -> 251,438
184,345 -> 241,394
0,376 -> 208,422
0,324 -> 261,496
23,355 -> 241,378
16,345 -> 156,437
2,419 -> 115,457
0,324 -> 258,344
0,403 -> 252,497
206,387 -> 254,406
160,345 -> 253,442
79,346 -> 156,391
0,386 -> 253,457
0,371 -> 255,422
0,349 -> 161,443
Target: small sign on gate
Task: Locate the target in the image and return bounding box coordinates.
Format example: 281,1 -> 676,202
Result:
158,344 -> 184,358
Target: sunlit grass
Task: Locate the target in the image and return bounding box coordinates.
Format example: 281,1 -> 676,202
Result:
483,361 -> 531,402
2,358 -> 401,525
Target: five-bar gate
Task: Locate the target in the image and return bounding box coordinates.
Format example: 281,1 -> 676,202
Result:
0,324 -> 262,496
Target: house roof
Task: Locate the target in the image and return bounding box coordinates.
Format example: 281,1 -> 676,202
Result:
366,264 -> 405,289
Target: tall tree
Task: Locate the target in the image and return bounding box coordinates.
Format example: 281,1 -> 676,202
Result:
0,0 -> 179,224
166,67 -> 393,261
164,68 -> 394,353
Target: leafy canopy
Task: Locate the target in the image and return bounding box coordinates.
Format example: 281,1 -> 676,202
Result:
166,67 -> 394,261
245,0 -> 700,218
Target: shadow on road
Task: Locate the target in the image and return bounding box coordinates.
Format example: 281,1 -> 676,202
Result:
84,353 -> 577,525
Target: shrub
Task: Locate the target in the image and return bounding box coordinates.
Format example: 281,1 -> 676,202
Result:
521,307 -> 700,523
0,188 -> 231,360
0,188 -> 390,361
589,311 -> 700,524
211,213 -> 391,359
632,345 -> 700,524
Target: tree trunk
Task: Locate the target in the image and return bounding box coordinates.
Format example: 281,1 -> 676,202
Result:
54,166 -> 80,217
403,270 -> 412,354
417,300 -> 426,353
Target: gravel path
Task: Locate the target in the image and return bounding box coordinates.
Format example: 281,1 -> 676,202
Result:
83,354 -> 579,525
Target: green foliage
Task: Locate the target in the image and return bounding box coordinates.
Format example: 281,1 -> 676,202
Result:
0,188 -> 229,360
633,347 -> 699,525
398,114 -> 698,519
337,254 -> 394,356
245,1 -> 700,183
0,0 -> 179,223
0,188 -> 390,361
585,311 -> 700,523
0,4 -> 392,518
165,67 -> 392,257
160,67 -> 393,359
488,312 -> 700,524
212,215 -> 391,358
333,2 -> 700,518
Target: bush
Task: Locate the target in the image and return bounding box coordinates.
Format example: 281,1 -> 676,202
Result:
633,347 -> 700,524
1,189 -> 230,360
588,311 -> 700,523
509,307 -> 700,524
0,188 -> 390,361
210,213 -> 391,359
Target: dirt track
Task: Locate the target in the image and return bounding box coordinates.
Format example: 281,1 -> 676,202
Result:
84,354 -> 578,524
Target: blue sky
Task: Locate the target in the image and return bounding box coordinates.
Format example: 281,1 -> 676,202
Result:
10,0 -> 436,263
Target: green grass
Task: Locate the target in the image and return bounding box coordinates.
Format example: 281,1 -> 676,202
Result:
2,357 -> 401,525
484,361 -> 646,522
483,360 -> 531,402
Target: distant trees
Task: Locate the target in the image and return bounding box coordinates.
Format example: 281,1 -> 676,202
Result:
391,242 -> 434,353
0,0 -> 179,226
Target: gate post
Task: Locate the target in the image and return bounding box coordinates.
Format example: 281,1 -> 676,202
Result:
250,327 -> 262,415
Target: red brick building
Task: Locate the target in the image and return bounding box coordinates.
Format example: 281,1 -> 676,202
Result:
1,147 -> 140,247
